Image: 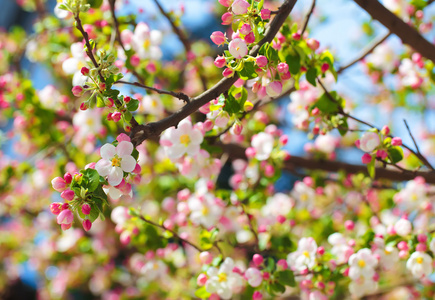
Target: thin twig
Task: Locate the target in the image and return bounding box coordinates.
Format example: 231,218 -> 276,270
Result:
138,216 -> 203,252
241,204 -> 259,249
115,80 -> 191,103
403,119 -> 434,171
300,0 -> 316,36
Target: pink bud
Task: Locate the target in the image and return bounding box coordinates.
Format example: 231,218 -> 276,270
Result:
61,189 -> 75,201
397,241 -> 409,251
264,164 -> 275,177
218,0 -> 231,7
244,32 -> 255,44
83,219 -> 92,231
222,68 -> 234,78
197,274 -> 207,286
63,173 -> 72,184
82,203 -> 91,215
260,9 -> 271,20
130,55 -> 140,67
292,32 -> 301,40
81,67 -> 90,75
120,231 -> 131,245
321,63 -> 329,73
199,251 -> 213,264
50,203 -> 62,215
117,133 -> 131,143
124,96 -> 131,103
277,62 -> 289,74
317,246 -> 325,255
277,259 -> 288,270
266,81 -> 282,97
80,102 -> 88,110
381,125 -> 390,135
57,209 -> 74,225
417,234 -> 427,243
203,120 -> 214,131
306,38 -> 320,50
245,147 -> 256,159
276,215 -> 286,224
376,150 -> 388,160
233,122 -> 243,135
391,137 -> 402,146
232,0 -> 250,15
210,31 -> 226,46
51,177 -> 66,192
221,12 -> 233,25
61,223 -> 72,230
252,254 -> 264,266
279,135 -> 288,145
214,55 -> 226,68
62,203 -> 69,210
255,55 -> 268,67
112,112 -> 122,122
253,291 -> 263,300
72,86 -> 84,97
416,243 -> 427,252
240,23 -> 252,35
361,153 -> 372,164
344,220 -> 355,230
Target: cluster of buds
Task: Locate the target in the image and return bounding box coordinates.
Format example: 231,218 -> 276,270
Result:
57,0 -> 90,15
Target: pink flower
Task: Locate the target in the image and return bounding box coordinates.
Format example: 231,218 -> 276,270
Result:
57,209 -> 74,225
50,203 -> 62,215
210,31 -> 226,46
112,112 -> 122,122
260,9 -> 271,20
232,0 -> 250,15
266,81 -> 282,97
214,55 -> 226,68
51,177 -> 66,192
218,0 -> 231,7
391,137 -> 402,146
253,254 -> 264,266
61,189 -> 75,201
222,68 -> 234,78
83,219 -> 92,231
228,38 -> 248,59
253,291 -> 263,300
245,268 -> 263,287
321,63 -> 330,72
256,55 -> 268,67
72,86 -> 84,97
82,203 -> 91,215
221,12 -> 233,25
306,38 -> 320,50
359,132 -> 380,152
277,62 -> 289,74
362,153 -> 372,164
244,32 -> 255,43
95,141 -> 137,186
251,132 -> 274,160
240,23 -> 252,35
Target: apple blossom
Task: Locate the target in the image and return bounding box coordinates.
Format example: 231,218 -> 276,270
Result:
205,258 -> 243,300
232,0 -> 250,15
406,251 -> 433,278
95,141 -> 137,186
251,132 -> 275,161
210,31 -> 226,46
245,268 -> 262,287
228,38 -> 248,59
359,132 -> 380,152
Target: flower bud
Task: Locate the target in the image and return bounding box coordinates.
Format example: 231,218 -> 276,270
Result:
244,100 -> 254,111
240,23 -> 252,35
51,177 -> 66,192
61,189 -> 75,201
50,203 -> 62,215
197,273 -> 208,286
80,102 -> 88,111
244,32 -> 255,44
361,153 -> 372,164
112,111 -> 122,122
255,55 -> 268,67
210,31 -> 226,46
82,203 -> 91,215
72,86 -> 84,97
277,62 -> 289,74
232,0 -> 250,15
222,68 -> 234,78
57,209 -> 74,225
260,9 -> 271,20
266,81 -> 282,97
391,137 -> 402,146
199,251 -> 213,264
83,219 -> 92,231
81,67 -> 90,76
214,55 -> 226,68
221,12 -> 233,25
306,38 -> 320,50
252,254 -> 264,266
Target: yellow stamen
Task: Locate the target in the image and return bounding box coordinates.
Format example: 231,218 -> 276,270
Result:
153,263 -> 159,270
236,47 -> 240,51
303,251 -> 310,258
358,260 -> 366,268
218,273 -> 227,282
111,156 -> 121,167
416,257 -> 423,264
179,134 -> 190,146
202,207 -> 209,216
143,39 -> 150,49
300,194 -> 308,202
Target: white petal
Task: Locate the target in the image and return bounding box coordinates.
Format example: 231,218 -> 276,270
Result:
117,141 -> 134,156
95,159 -> 112,176
62,58 -> 79,75
108,166 -> 123,186
185,143 -> 200,156
190,130 -> 203,145
100,144 -> 116,160
166,145 -> 185,160
121,155 -> 136,172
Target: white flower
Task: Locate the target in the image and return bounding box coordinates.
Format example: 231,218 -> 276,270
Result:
245,268 -> 262,287
188,193 -> 224,228
251,132 -> 274,161
140,95 -> 164,117
73,109 -> 103,134
349,276 -> 377,298
261,193 -> 293,223
394,218 -> 412,236
160,119 -> 204,160
62,42 -> 88,86
394,179 -> 427,211
38,85 -> 62,110
54,2 -> 70,19
314,134 -> 336,154
406,251 -> 433,278
328,233 -> 353,264
95,142 -> 136,186
287,237 -> 318,271
205,258 -> 244,299
359,132 -> 380,153
140,260 -> 168,281
111,206 -> 130,225
348,248 -> 378,281
123,22 -> 163,60
228,38 -> 248,59
366,43 -> 395,72
292,181 -> 316,209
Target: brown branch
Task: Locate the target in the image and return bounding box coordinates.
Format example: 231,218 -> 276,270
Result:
115,80 -> 191,103
138,216 -> 203,252
130,0 -> 298,147
241,204 -> 259,250
353,0 -> 435,63
220,143 -> 435,184
337,31 -> 391,74
300,0 -> 316,36
403,119 -> 434,171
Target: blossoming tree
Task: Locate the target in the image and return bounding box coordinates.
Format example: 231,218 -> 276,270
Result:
1,0 -> 435,299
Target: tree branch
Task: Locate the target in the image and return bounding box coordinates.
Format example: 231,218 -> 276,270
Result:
130,0 -> 298,147
403,119 -> 434,171
353,0 -> 435,63
300,0 -> 316,36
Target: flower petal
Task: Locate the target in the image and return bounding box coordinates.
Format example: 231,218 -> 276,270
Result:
117,141 -> 133,156
190,130 -> 203,145
108,166 -> 123,186
95,159 -> 112,176
100,144 -> 116,160
121,155 -> 136,172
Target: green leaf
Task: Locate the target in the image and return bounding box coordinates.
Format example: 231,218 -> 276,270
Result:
123,110 -> 132,122
266,44 -> 279,62
238,61 -> 258,80
127,99 -> 139,112
88,203 -> 100,223
306,67 -> 317,86
258,42 -> 269,56
285,54 -> 300,75
195,286 -> 211,299
88,0 -> 103,8
367,157 -> 375,179
270,281 -> 286,294
92,197 -> 105,221
276,270 -> 296,287
337,117 -> 348,136
81,168 -> 100,192
96,95 -> 105,108
223,93 -> 241,115
199,229 -> 213,250
388,147 -> 404,164
314,92 -> 339,114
